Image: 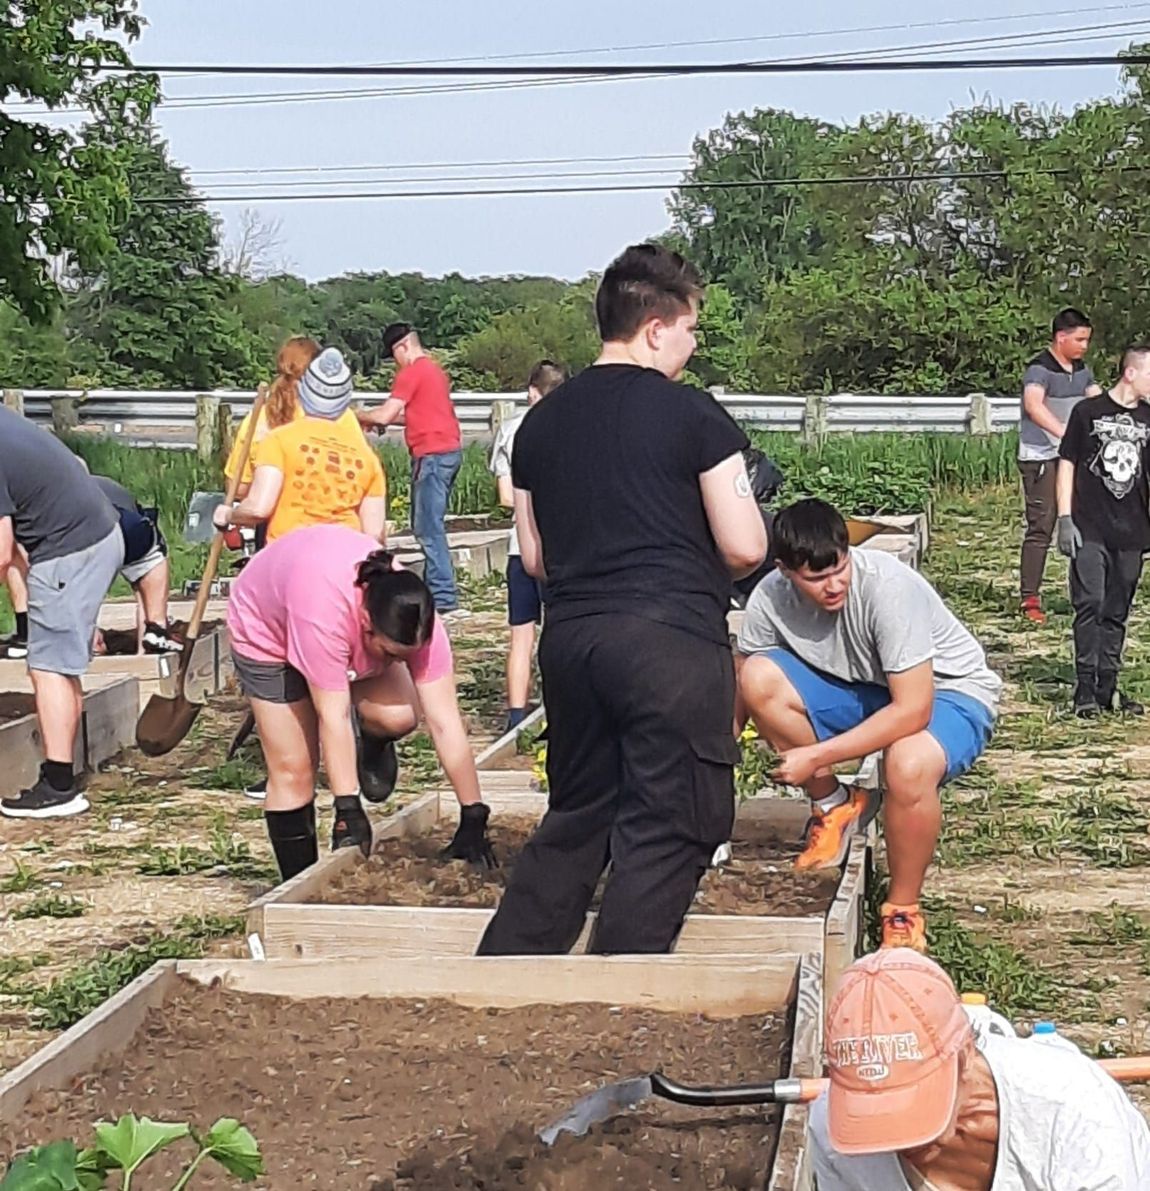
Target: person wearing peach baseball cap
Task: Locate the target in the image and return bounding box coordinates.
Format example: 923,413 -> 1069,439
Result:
810,949 -> 1150,1190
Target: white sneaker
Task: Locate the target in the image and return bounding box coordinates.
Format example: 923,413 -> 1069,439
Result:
244,778 -> 267,801
6,637 -> 27,660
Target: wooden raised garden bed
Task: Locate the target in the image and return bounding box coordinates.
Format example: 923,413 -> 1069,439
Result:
0,676 -> 138,800
387,528 -> 511,582
246,772 -> 867,994
0,951 -> 821,1190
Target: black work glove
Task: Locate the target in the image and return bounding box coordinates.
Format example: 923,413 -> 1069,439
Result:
1056,515 -> 1083,560
440,802 -> 498,869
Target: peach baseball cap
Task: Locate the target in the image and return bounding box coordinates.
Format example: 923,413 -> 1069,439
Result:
826,948 -> 973,1155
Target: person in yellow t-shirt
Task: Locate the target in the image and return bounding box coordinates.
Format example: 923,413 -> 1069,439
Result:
224,336 -> 318,493
215,348 -> 386,544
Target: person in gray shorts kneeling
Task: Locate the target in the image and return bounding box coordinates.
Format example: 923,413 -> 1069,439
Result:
0,408 -> 124,819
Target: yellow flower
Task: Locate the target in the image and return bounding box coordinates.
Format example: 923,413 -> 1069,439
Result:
740,722 -> 759,743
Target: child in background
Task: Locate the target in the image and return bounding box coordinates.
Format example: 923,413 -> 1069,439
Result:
489,361 -> 566,734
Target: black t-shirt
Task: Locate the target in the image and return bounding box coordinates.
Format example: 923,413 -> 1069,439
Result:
1059,393 -> 1150,550
511,364 -> 749,644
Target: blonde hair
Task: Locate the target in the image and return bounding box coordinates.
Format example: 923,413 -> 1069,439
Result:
267,337 -> 321,428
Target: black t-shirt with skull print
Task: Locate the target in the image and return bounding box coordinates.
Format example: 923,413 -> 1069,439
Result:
1060,392 -> 1150,550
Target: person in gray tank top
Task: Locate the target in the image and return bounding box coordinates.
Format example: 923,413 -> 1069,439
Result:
1017,308 -> 1101,622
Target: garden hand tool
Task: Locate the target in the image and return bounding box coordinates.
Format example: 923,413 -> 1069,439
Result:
540,1056 -> 1150,1144
136,385 -> 266,756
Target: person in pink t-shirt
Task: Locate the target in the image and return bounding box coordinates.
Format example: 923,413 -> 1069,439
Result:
227,524 -> 494,879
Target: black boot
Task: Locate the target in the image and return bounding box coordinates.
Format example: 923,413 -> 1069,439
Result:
265,803 -> 318,881
1097,672 -> 1144,716
1073,673 -> 1099,719
356,725 -> 399,804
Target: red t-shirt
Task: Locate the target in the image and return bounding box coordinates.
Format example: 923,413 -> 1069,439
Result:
391,355 -> 461,458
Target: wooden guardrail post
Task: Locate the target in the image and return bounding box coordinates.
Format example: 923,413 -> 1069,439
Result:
216,402 -> 235,468
968,392 -> 992,436
3,389 -> 24,416
802,394 -> 828,446
489,399 -> 518,439
195,394 -> 221,463
50,395 -> 79,434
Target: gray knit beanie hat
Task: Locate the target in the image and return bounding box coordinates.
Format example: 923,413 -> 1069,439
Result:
298,347 -> 353,419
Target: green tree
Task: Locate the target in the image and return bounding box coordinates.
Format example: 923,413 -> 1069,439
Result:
67,132 -> 261,388
0,1 -> 157,320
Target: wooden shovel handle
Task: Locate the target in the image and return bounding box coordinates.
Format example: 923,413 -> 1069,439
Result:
185,383 -> 267,642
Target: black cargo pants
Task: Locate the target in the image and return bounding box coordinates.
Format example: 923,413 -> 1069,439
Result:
1070,540 -> 1144,689
477,612 -> 739,956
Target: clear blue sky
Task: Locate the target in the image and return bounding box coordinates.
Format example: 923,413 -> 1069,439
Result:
133,0 -> 1150,281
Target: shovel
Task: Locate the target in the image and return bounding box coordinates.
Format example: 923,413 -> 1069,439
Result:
539,1055 -> 1150,1145
135,385 -> 267,757
226,708 -> 257,761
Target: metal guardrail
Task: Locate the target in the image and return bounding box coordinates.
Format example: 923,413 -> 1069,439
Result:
8,388 -> 1022,441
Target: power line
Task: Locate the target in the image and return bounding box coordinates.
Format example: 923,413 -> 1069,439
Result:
134,164 -> 1150,204
92,52 -> 1150,77
191,153 -> 690,178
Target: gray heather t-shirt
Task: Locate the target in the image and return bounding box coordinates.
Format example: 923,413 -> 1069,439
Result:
0,407 -> 118,563
1019,349 -> 1095,462
737,547 -> 1002,713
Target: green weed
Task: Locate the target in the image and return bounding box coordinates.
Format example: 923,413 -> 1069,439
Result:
0,859 -> 39,893
12,894 -> 86,921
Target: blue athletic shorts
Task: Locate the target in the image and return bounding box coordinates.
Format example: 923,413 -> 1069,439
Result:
764,648 -> 994,784
507,556 -> 544,627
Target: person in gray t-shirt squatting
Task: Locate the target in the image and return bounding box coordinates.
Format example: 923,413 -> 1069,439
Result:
0,408 -> 125,820
1018,307 -> 1102,623
735,499 -> 1001,953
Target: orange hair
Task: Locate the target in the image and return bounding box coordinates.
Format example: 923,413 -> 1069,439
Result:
266,337 -> 321,428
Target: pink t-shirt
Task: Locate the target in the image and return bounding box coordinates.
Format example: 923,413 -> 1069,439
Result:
227,524 -> 453,692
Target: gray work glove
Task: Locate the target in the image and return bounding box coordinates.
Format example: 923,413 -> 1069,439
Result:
1056,515 -> 1083,560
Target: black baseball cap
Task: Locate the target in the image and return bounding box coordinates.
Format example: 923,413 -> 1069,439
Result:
382,322 -> 414,359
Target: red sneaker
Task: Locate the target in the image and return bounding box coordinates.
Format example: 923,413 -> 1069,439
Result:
1020,596 -> 1046,625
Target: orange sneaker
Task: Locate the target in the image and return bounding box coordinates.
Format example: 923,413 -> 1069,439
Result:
1020,596 -> 1046,625
880,902 -> 928,952
795,787 -> 874,871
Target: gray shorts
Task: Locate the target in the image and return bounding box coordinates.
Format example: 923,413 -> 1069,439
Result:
121,543 -> 166,586
27,528 -> 125,676
232,651 -> 309,704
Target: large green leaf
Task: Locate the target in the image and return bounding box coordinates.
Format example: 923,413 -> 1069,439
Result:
93,1115 -> 189,1173
0,1141 -> 82,1191
202,1119 -> 263,1182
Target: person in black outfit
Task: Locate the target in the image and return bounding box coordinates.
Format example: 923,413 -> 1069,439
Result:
477,243 -> 768,956
1056,344 -> 1150,717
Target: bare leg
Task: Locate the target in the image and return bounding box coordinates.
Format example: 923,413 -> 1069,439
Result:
506,623 -> 536,709
738,655 -> 838,802
29,670 -> 82,763
882,733 -> 947,906
250,696 -> 320,812
352,666 -> 420,738
6,555 -> 28,615
134,560 -> 171,651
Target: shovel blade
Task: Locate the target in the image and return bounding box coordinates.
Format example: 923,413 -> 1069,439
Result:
538,1076 -> 653,1145
136,692 -> 203,757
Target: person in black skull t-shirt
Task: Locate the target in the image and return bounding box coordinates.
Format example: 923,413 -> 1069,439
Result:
476,244 -> 768,956
1057,344 -> 1150,717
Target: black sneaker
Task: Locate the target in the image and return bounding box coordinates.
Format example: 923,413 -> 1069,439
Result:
331,799 -> 372,857
244,777 -> 267,801
1073,683 -> 1100,719
1098,682 -> 1145,716
6,636 -> 27,660
1,777 -> 89,819
142,623 -> 184,655
357,726 -> 398,804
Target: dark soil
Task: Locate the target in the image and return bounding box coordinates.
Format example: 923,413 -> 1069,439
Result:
96,618 -> 220,657
2,981 -> 791,1190
0,692 -> 35,723
317,814 -> 840,918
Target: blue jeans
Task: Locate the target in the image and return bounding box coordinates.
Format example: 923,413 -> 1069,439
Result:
412,449 -> 461,610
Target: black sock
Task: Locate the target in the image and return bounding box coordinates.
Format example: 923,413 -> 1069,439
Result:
14,612 -> 27,640
265,803 -> 318,881
42,761 -> 74,793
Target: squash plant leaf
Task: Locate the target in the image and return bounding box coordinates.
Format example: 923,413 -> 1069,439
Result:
202,1119 -> 263,1182
94,1116 -> 189,1174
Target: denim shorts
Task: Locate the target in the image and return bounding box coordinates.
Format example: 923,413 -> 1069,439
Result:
765,648 -> 994,784
507,556 -> 544,627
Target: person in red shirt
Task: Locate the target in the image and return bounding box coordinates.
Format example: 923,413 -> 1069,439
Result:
359,323 -> 463,611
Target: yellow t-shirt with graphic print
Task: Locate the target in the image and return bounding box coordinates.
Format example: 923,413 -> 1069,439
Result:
254,410 -> 385,542
224,405 -> 305,486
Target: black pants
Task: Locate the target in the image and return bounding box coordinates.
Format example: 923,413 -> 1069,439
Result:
477,613 -> 739,956
1070,541 -> 1144,688
1019,460 -> 1057,600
